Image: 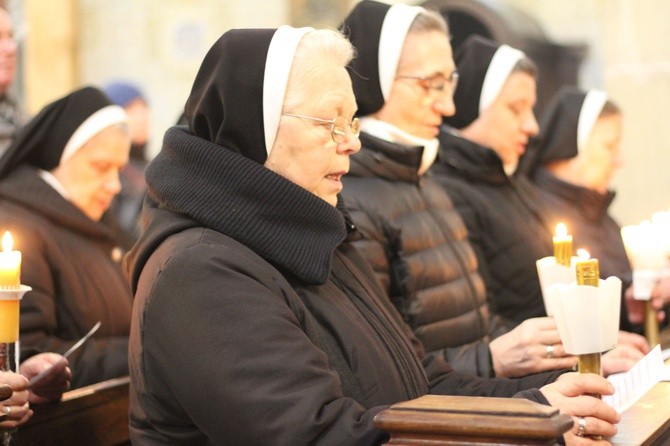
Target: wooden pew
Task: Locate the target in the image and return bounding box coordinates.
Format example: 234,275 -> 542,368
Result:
374,394 -> 573,445
16,376 -> 130,446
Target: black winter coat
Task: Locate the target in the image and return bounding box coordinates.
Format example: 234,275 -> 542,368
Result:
431,130 -> 555,327
532,168 -> 638,331
0,165 -> 131,388
125,127 -> 557,446
342,132 -> 499,378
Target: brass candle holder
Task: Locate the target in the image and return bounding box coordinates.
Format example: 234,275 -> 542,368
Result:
575,258 -> 601,378
574,257 -> 603,441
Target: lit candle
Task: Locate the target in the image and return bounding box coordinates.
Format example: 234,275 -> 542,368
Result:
553,223 -> 572,267
0,231 -> 21,290
575,249 -> 599,287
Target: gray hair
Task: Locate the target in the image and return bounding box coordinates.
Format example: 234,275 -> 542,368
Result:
409,9 -> 449,36
283,29 -> 355,112
512,56 -> 538,78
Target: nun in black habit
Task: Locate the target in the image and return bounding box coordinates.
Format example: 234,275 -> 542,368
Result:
0,86 -> 133,389
529,86 -> 670,332
428,35 -> 559,327
122,23 -> 618,445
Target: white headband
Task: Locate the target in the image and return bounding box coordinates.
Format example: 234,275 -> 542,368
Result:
479,44 -> 525,114
577,90 -> 608,153
263,25 -> 314,156
378,4 -> 424,101
60,105 -> 128,166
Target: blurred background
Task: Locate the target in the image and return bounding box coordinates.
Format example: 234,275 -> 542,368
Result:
5,0 -> 669,226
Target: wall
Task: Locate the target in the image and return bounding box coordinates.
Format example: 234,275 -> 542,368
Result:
13,0 -> 670,225
502,0 -> 670,225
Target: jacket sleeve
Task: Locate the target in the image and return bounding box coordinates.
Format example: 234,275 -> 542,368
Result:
135,241 -> 388,446
14,224 -> 129,388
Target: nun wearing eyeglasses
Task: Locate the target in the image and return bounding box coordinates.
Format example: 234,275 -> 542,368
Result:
0,87 -> 133,389
339,0 -> 581,378
120,23 -> 619,444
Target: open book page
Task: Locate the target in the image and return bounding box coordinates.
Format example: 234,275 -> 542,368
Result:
604,345 -> 666,413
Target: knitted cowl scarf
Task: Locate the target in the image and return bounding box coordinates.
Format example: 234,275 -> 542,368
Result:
144,27 -> 347,285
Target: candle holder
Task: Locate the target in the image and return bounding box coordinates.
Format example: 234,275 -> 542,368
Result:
0,285 -> 30,446
632,269 -> 661,348
547,277 -> 620,363
536,256 -> 578,316
621,223 -> 666,348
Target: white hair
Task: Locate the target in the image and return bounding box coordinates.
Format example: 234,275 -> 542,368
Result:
282,29 -> 355,112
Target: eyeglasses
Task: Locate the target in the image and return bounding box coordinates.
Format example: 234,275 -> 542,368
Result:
396,71 -> 459,96
281,113 -> 361,144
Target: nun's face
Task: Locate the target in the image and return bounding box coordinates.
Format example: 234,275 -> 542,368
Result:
576,113 -> 623,193
266,65 -> 360,206
51,126 -> 131,221
462,71 -> 539,173
375,30 -> 456,139
0,8 -> 16,94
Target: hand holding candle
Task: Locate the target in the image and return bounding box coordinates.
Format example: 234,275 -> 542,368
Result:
553,223 -> 572,267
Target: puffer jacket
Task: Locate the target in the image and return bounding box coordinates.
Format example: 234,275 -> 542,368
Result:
431,129 -> 555,327
342,132 -> 498,378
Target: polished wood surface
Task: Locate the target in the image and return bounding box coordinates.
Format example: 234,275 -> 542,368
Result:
17,376 -> 130,446
608,354 -> 670,446
374,394 -> 572,445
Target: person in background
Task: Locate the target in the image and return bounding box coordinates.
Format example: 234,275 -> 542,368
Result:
0,7 -> 28,157
340,0 -> 640,383
528,86 -> 670,332
0,353 -> 71,428
124,22 -> 618,445
104,81 -> 151,247
429,35 -> 647,361
430,35 -> 551,328
0,86 -> 133,389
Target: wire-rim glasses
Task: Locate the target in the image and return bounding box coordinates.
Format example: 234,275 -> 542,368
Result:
282,113 -> 361,144
396,71 -> 459,96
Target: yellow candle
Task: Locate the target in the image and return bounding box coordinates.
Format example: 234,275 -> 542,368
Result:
553,223 -> 573,266
0,299 -> 20,342
0,231 -> 21,289
575,249 -> 599,287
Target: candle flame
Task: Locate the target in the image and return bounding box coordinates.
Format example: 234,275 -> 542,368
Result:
555,222 -> 568,237
577,248 -> 590,259
2,231 -> 12,253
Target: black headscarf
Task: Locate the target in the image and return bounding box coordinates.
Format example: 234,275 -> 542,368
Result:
524,86 -> 611,176
340,0 -> 425,117
444,35 -> 525,129
184,29 -> 273,165
0,87 -> 117,178
533,86 -> 589,164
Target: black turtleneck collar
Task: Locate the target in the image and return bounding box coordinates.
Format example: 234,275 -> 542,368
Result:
349,132 -> 423,184
436,127 -> 509,185
138,126 -> 347,285
534,167 -> 615,222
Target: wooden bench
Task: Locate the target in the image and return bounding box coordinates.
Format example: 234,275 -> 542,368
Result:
16,376 -> 130,446
374,394 -> 573,445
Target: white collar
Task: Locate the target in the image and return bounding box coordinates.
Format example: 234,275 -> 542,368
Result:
360,117 -> 439,175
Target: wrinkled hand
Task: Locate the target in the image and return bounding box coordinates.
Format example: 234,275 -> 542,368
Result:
0,371 -> 32,428
20,353 -> 71,404
625,281 -> 667,325
602,343 -> 645,376
541,372 -> 620,445
489,317 -> 577,377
